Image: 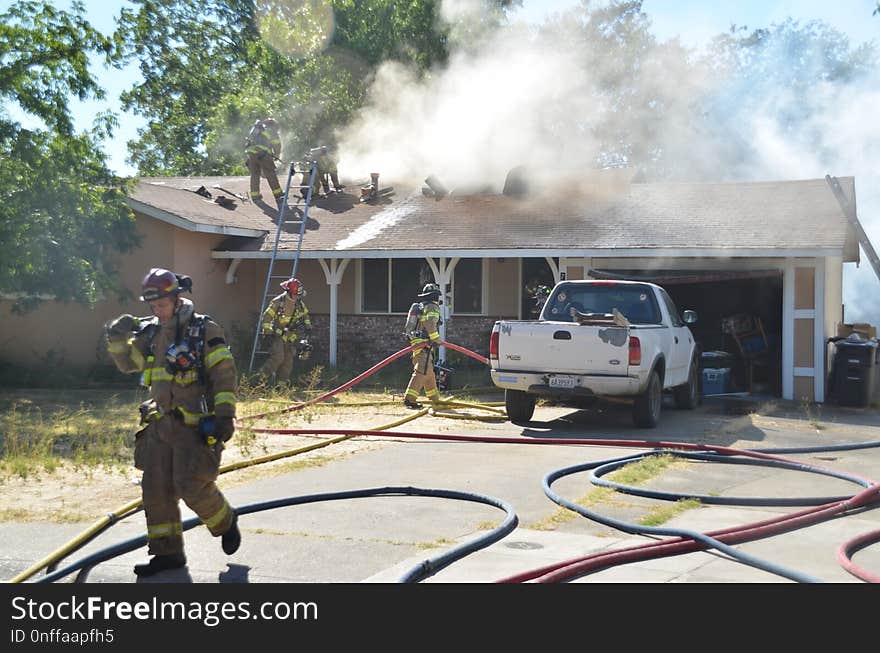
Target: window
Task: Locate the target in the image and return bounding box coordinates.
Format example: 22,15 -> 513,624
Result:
362,259 -> 389,312
658,289 -> 684,327
452,258 -> 483,314
544,282 -> 661,324
361,258 -> 433,313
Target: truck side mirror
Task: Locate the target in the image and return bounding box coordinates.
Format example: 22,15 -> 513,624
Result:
682,310 -> 698,324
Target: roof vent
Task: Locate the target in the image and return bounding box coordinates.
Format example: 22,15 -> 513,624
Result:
422,174 -> 448,199
502,165 -> 529,198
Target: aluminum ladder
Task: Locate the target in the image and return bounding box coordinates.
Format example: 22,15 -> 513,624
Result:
825,174 -> 880,283
247,158 -> 319,374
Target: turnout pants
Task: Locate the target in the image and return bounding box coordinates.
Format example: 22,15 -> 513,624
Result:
134,414 -> 233,556
405,347 -> 440,403
247,152 -> 283,201
260,335 -> 297,382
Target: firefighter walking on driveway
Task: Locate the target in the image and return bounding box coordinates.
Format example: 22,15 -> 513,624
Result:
402,283 -> 443,409
105,268 -> 241,577
245,117 -> 284,208
259,277 -> 313,384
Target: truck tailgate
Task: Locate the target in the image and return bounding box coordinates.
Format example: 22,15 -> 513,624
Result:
498,321 -> 630,376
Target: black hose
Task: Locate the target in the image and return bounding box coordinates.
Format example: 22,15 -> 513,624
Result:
589,449 -> 874,506
543,455 -> 825,583
34,486 -> 517,584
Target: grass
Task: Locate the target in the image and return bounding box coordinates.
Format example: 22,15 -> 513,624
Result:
0,388 -> 142,479
0,373 -> 371,480
528,453 -> 701,530
0,363 -> 492,481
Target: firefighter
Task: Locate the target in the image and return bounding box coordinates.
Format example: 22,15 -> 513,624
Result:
245,117 -> 284,208
303,145 -> 343,199
259,277 -> 313,384
402,283 -> 443,409
105,268 -> 241,577
317,145 -> 343,194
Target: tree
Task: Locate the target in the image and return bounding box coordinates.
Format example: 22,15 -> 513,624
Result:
115,0 -> 511,176
0,0 -> 140,312
693,18 -> 878,180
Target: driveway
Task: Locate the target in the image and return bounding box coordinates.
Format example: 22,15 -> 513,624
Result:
2,393 -> 879,584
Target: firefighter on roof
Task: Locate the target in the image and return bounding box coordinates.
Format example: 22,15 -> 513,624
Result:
245,117 -> 284,208
259,277 -> 313,384
105,268 -> 241,577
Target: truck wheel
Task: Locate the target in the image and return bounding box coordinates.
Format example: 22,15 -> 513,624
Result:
633,370 -> 661,428
505,389 -> 536,425
673,358 -> 699,410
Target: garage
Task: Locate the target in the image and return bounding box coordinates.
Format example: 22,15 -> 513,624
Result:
583,268 -> 784,397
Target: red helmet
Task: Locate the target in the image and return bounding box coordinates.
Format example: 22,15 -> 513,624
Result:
280,277 -> 305,297
141,268 -> 190,302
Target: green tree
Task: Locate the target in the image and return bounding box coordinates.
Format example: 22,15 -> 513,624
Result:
541,0 -> 699,176
0,0 -> 139,312
696,18 -> 877,179
116,0 -> 511,176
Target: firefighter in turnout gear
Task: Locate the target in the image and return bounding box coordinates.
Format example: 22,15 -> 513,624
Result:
303,145 -> 343,199
245,117 -> 284,207
105,268 -> 241,577
402,283 -> 443,409
259,277 -> 313,384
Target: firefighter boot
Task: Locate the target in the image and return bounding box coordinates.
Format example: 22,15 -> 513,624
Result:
403,398 -> 422,409
133,553 -> 187,577
222,511 -> 241,555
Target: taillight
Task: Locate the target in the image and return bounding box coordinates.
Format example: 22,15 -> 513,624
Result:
628,336 -> 641,366
489,327 -> 499,360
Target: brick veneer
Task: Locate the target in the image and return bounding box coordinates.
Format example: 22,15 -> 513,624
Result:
305,314 -> 511,369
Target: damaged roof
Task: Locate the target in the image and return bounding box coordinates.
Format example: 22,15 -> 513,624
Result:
127,174 -> 860,262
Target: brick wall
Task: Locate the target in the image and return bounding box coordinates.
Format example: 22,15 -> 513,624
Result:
305,314 -> 510,370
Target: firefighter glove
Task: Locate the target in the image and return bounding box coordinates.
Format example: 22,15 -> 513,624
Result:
214,416 -> 235,442
109,314 -> 138,337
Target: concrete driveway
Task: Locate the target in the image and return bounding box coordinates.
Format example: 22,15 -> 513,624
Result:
2,393 -> 879,584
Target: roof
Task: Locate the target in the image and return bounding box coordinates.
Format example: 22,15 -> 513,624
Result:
127,174 -> 860,262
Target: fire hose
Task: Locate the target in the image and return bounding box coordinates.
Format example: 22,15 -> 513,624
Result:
7,339 -> 880,583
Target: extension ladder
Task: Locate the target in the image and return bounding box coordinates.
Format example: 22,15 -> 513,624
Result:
247,159 -> 319,374
825,174 -> 880,283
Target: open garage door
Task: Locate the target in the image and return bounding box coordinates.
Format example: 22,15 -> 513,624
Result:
590,269 -> 783,397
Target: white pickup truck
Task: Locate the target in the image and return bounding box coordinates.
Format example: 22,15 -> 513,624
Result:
489,279 -> 701,428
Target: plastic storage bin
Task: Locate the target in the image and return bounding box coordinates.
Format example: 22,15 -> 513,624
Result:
702,367 -> 731,395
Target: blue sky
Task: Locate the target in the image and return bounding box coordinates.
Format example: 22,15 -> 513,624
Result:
2,0 -> 876,176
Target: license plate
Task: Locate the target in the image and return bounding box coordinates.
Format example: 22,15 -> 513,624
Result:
549,375 -> 576,389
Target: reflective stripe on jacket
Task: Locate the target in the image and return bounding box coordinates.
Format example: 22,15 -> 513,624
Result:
106,299 -> 238,420
261,293 -> 312,342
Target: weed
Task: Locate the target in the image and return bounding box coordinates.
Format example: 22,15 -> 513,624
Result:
639,498 -> 702,526
800,398 -> 825,430
528,454 -> 692,529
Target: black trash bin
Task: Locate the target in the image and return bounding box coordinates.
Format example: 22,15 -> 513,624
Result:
829,338 -> 879,407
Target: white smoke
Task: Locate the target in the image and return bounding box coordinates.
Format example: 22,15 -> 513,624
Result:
339,19 -> 599,192
337,1 -> 880,322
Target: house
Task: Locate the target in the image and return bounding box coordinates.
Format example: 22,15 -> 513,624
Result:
0,169 -> 862,403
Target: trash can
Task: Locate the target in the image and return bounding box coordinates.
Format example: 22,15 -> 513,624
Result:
829,338 -> 879,407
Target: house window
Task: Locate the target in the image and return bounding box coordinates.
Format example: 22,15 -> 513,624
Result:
452,258 -> 483,314
362,258 -> 389,312
362,258 -> 433,313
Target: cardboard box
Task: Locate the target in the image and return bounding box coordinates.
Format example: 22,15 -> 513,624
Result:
837,323 -> 877,339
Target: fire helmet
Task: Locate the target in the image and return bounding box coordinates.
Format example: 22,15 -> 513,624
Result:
261,118 -> 279,130
417,283 -> 441,300
280,277 -> 306,297
140,268 -> 192,302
